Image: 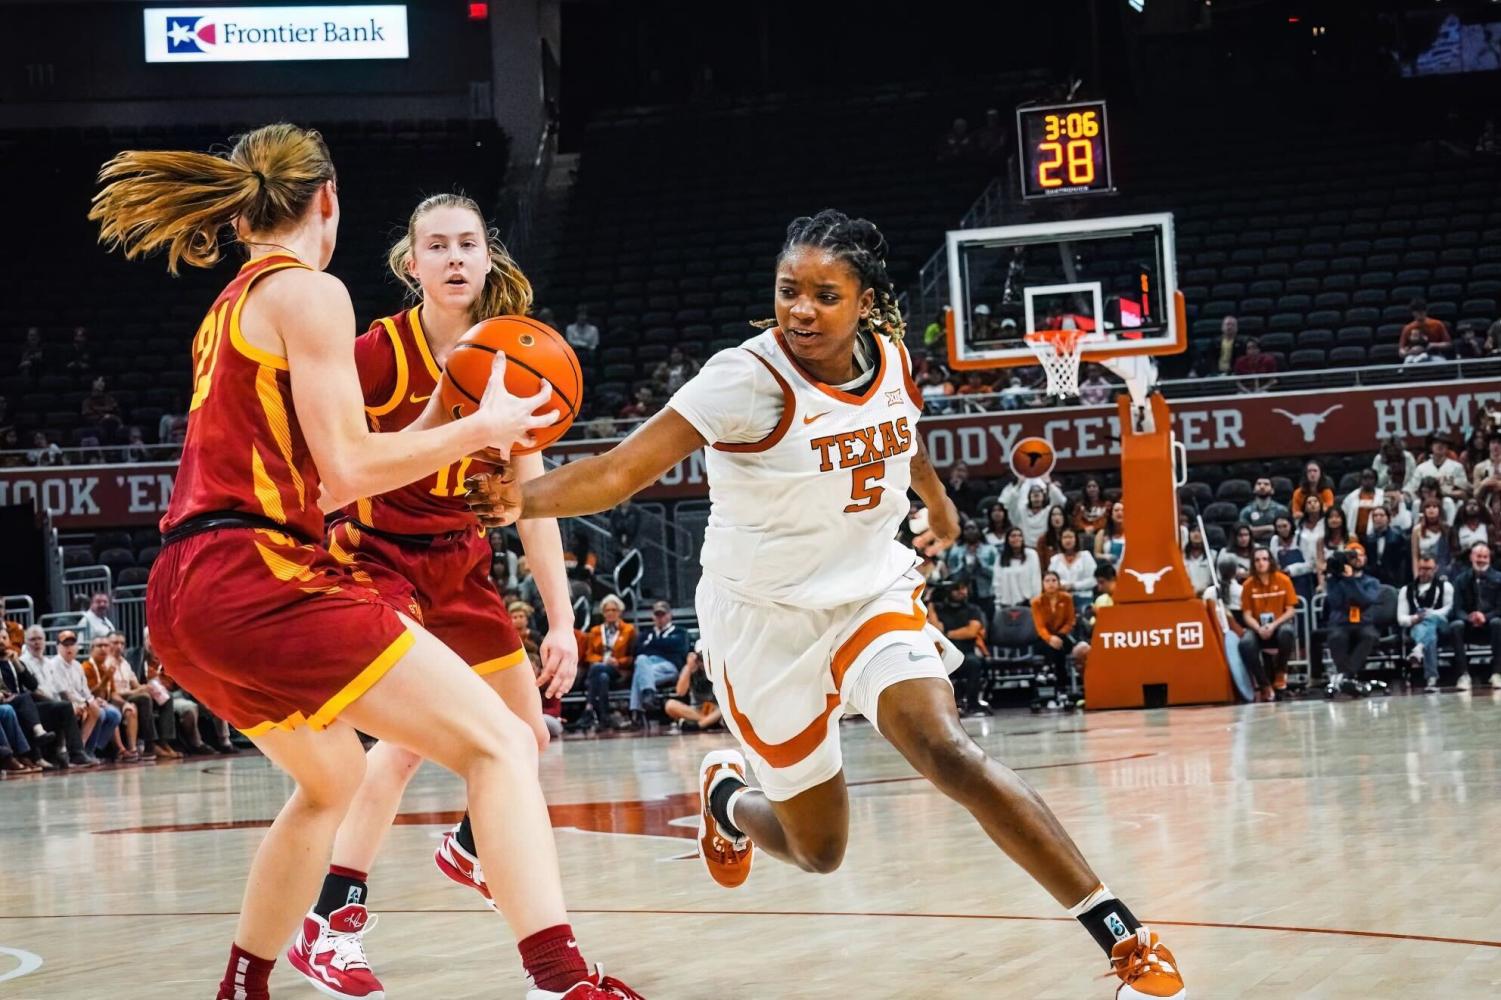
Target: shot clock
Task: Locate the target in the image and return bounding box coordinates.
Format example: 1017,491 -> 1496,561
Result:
1016,100 -> 1114,200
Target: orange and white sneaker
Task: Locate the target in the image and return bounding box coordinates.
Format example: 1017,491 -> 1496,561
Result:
433,826 -> 497,911
697,748 -> 753,888
1109,927 -> 1186,998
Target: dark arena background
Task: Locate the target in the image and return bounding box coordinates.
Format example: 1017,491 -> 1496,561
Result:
3,1 -> 1501,997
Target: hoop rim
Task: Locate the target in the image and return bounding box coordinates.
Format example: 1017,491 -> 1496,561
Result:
1023,327 -> 1102,350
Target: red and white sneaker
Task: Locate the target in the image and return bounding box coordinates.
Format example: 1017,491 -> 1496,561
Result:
697,749 -> 753,889
433,826 -> 496,910
1109,927 -> 1187,998
525,964 -> 645,999
285,904 -> 384,999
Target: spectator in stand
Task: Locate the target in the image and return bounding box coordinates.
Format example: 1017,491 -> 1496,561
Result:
1240,477 -> 1289,541
26,432 -> 62,467
1399,554 -> 1453,692
579,594 -> 636,732
0,428 -> 22,468
81,375 -> 120,423
1407,432 -> 1470,499
1232,337 -> 1279,392
1383,488 -> 1415,533
18,626 -> 92,765
944,520 -> 998,618
920,366 -> 956,414
930,577 -> 991,717
974,107 -> 1008,162
34,631 -> 115,760
141,627 -> 230,754
993,527 -> 1042,607
620,600 -> 690,731
1077,366 -> 1113,406
1488,320 -> 1501,355
652,347 -> 699,395
17,327 -> 43,378
78,592 -> 115,643
1341,468 -> 1389,536
1325,546 -> 1382,679
956,371 -> 993,412
1003,476 -> 1066,546
607,499 -> 642,551
1401,332 -> 1441,366
981,502 -> 1011,547
1454,322 -> 1486,359
1399,298 -> 1451,358
1183,526 -> 1214,595
1452,498 -> 1491,554
1,626 -> 56,770
1448,541 -> 1501,689
1031,571 -> 1088,677
508,602 -> 541,656
1214,316 -> 1240,375
65,326 -> 91,375
109,631 -> 178,760
0,700 -> 40,773
922,309 -> 949,349
1239,547 -> 1299,701
1048,528 -> 1097,604
1411,496 -> 1453,573
82,635 -> 137,761
617,384 -> 655,421
1363,505 -> 1409,586
1227,524 -> 1256,578
124,426 -> 149,463
1035,506 -> 1068,568
1372,435 -> 1414,492
1202,554 -> 1252,700
663,647 -> 721,732
946,461 -> 989,516
1072,478 -> 1110,535
1094,500 -> 1127,566
1319,508 -> 1355,573
564,305 -> 600,361
1271,514 -> 1315,602
937,117 -> 973,161
1291,460 -> 1336,515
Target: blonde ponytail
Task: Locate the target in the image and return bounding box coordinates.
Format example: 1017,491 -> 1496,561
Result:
90,123 -> 334,274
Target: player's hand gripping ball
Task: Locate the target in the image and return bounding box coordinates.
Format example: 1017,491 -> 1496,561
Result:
437,315 -> 582,454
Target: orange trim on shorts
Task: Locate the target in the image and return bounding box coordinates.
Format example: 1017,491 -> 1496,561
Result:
711,350 -> 797,454
830,582 -> 928,690
721,665 -> 841,770
239,629 -> 415,737
473,648 -> 527,676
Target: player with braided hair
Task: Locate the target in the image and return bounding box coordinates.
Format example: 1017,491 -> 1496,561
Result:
465,209 -> 1187,997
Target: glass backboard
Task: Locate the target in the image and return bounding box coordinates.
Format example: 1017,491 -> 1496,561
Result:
945,212 -> 1184,370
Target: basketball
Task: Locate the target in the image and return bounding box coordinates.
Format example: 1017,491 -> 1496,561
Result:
1008,435 -> 1056,480
437,315 -> 582,454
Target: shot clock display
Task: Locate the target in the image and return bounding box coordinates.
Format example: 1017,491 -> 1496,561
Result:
1016,100 -> 1113,200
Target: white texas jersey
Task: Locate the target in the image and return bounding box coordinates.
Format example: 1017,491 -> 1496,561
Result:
670,328 -> 923,609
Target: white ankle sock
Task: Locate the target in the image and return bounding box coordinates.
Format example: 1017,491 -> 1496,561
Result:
1066,883 -> 1115,918
32,724 -> 47,737
724,785 -> 749,835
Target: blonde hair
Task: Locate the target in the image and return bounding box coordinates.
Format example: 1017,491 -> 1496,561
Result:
387,193 -> 533,322
90,123 -> 335,275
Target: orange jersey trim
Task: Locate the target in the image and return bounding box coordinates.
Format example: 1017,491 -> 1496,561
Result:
897,342 -> 923,409
773,327 -> 887,406
830,582 -> 928,690
227,258 -> 307,371
239,628 -> 415,737
473,648 -> 527,676
711,351 -> 797,454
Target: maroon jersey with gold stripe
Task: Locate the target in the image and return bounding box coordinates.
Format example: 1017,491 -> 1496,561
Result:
161,254 -> 323,541
345,306 -> 496,536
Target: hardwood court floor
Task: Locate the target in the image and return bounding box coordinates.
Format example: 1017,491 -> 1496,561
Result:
6,692 -> 1501,998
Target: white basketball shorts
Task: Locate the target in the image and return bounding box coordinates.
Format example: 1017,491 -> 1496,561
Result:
695,566 -> 951,801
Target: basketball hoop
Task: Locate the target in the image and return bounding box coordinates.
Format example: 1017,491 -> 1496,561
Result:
1024,328 -> 1093,398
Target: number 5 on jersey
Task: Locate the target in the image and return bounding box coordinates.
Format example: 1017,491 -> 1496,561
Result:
845,460 -> 885,513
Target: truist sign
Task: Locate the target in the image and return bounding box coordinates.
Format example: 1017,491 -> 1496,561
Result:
144,6 -> 409,63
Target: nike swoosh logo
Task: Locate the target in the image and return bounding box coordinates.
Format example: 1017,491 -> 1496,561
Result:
410,393 -> 432,404
803,411 -> 830,424
907,651 -> 938,663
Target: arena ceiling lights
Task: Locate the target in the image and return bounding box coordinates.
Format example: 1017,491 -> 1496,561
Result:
143,6 -> 410,63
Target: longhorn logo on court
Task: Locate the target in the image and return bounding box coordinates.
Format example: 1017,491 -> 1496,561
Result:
1272,404 -> 1343,444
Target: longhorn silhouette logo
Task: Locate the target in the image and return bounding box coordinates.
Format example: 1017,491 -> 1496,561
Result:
1271,404 -> 1343,444
1125,566 -> 1172,594
1019,448 -> 1049,471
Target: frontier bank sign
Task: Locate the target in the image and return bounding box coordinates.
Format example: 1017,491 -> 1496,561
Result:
144,6 -> 409,63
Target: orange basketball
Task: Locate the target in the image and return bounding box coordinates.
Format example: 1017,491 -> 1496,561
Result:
437,315 -> 582,455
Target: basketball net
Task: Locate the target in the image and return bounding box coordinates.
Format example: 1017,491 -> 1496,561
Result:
1024,328 -> 1092,399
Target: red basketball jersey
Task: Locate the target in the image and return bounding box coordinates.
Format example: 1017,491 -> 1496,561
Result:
346,306 -> 496,536
161,254 -> 324,541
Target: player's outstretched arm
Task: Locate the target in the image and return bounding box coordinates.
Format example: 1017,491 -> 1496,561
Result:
467,408 -> 706,526
271,270 -> 555,506
910,435 -> 961,555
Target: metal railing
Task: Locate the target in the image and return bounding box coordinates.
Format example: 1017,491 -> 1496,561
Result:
907,175 -> 1014,325
61,566 -> 111,617
112,584 -> 147,651
1,595 -> 34,627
